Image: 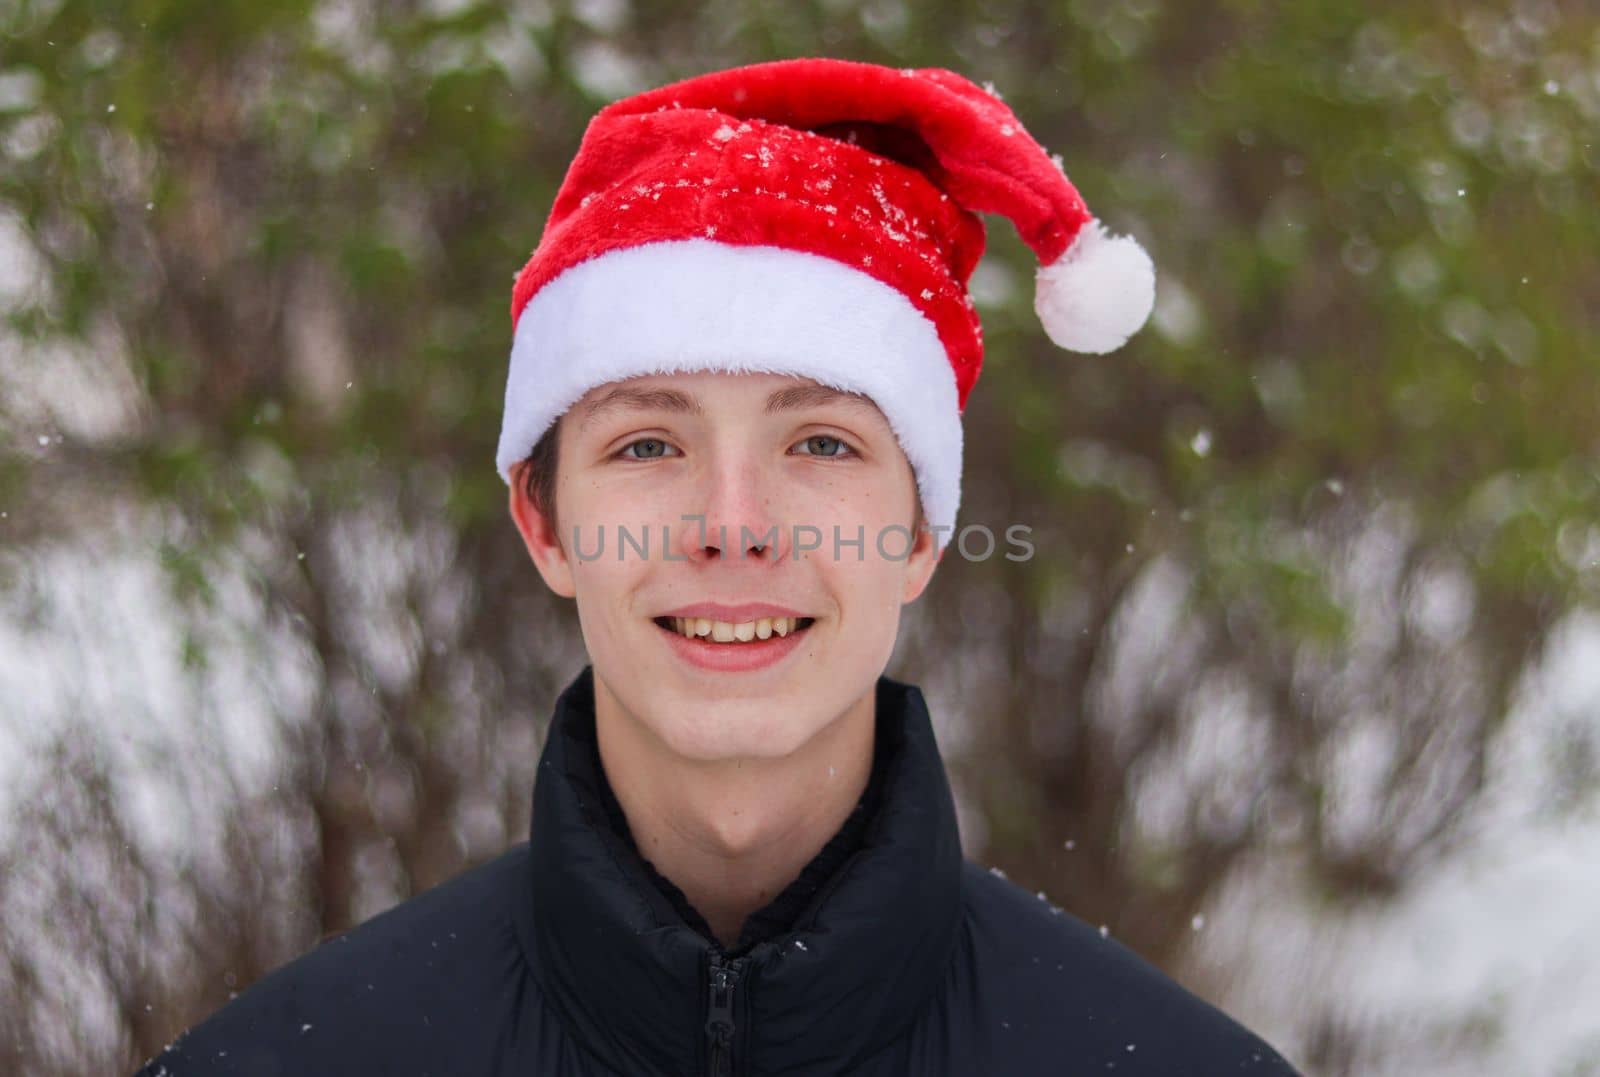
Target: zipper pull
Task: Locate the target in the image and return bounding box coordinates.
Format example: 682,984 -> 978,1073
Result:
704,955 -> 741,1077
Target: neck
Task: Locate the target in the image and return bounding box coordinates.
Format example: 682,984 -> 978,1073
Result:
592,676 -> 876,949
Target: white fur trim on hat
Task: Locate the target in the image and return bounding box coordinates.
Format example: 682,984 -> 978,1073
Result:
496,239 -> 963,552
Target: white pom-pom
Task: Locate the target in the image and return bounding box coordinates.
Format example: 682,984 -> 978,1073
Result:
1033,218 -> 1156,354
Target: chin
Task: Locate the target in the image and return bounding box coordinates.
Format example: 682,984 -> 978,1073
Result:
654,702 -> 821,763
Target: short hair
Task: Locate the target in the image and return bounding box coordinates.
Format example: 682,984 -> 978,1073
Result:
518,418 -> 563,538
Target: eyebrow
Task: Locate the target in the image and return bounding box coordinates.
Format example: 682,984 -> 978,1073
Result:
576,383 -> 882,434
577,387 -> 701,434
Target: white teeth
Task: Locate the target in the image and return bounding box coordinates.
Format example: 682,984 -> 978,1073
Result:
669,616 -> 808,642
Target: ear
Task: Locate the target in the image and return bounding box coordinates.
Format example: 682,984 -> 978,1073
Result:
508,462 -> 577,599
899,517 -> 941,606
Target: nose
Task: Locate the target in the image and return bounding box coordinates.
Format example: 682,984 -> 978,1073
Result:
672,452 -> 790,564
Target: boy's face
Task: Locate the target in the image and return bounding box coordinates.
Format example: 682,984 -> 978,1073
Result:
510,370 -> 940,762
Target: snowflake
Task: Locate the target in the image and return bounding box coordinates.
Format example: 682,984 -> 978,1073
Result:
982,80 -> 1004,101
867,184 -> 909,226
1000,123 -> 1016,137
920,288 -> 935,300
712,124 -> 737,142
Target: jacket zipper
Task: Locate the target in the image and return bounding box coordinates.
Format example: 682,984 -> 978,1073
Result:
704,953 -> 744,1077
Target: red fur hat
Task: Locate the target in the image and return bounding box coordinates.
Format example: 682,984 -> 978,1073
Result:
499,58 -> 1155,550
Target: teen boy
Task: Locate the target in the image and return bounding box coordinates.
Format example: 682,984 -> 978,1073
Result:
137,58 -> 1301,1076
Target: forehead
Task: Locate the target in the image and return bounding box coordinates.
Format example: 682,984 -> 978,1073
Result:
570,373 -> 887,435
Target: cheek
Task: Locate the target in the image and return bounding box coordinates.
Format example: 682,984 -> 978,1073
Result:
827,485 -> 918,552
574,480 -> 700,537
821,535 -> 912,617
568,551 -> 648,631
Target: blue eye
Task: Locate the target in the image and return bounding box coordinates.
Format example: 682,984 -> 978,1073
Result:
794,434 -> 854,458
619,438 -> 677,460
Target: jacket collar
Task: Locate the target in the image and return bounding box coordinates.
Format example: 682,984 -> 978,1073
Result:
520,665 -> 964,1075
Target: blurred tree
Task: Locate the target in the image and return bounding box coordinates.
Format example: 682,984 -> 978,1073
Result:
0,0 -> 1596,1073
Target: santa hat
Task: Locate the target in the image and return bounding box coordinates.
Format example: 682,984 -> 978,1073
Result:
498,58 -> 1155,552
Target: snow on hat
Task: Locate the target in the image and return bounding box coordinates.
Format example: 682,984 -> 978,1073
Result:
498,57 -> 1155,552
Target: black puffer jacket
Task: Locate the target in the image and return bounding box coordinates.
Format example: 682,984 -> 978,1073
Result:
136,666 -> 1302,1076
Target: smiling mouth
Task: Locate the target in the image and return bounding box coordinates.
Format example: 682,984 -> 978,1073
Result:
652,616 -> 816,642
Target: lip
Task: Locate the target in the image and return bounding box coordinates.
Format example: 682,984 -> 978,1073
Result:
653,616 -> 814,673
656,602 -> 813,622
